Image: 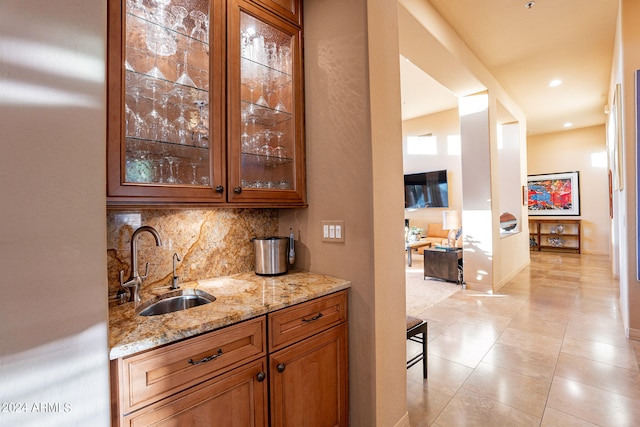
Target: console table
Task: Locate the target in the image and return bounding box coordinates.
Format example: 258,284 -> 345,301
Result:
528,219 -> 581,253
423,248 -> 462,284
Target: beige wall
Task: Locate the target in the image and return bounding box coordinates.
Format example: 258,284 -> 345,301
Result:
0,1 -> 110,425
621,0 -> 640,339
610,0 -> 640,339
527,125 -> 610,255
280,0 -> 408,425
402,109 -> 462,230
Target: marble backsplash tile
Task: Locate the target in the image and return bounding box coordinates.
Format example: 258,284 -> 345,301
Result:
107,208 -> 278,296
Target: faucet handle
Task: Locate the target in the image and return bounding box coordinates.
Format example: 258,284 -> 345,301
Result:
139,262 -> 150,280
119,269 -> 140,303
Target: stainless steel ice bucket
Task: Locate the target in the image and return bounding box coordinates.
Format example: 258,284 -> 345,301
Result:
253,236 -> 289,276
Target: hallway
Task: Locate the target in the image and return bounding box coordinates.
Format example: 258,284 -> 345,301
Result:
407,252 -> 640,426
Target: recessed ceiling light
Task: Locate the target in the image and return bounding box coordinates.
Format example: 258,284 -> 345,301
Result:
549,79 -> 562,87
563,122 -> 573,128
525,1 -> 535,9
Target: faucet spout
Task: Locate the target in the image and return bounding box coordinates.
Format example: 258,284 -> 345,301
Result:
130,226 -> 162,277
121,225 -> 162,303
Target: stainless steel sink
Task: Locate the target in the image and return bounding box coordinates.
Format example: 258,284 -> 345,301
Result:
136,289 -> 216,316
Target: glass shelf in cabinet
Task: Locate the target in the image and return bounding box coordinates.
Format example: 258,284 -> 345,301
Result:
125,136 -> 210,156
241,101 -> 292,127
125,69 -> 207,96
126,11 -> 210,47
240,151 -> 293,167
240,178 -> 293,190
240,56 -> 292,80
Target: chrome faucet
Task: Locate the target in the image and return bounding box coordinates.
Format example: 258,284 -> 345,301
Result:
119,226 -> 163,303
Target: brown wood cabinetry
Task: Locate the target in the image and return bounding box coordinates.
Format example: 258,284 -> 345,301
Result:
110,317 -> 267,426
423,248 -> 462,283
107,0 -> 305,206
268,290 -> 349,427
111,291 -> 349,426
122,359 -> 268,427
529,218 -> 581,253
249,0 -> 301,25
226,0 -> 305,205
269,324 -> 348,427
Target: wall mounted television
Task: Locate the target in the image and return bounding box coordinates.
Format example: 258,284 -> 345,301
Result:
404,170 -> 449,209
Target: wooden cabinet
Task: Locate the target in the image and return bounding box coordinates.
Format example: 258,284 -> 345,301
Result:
111,291 -> 349,426
122,359 -> 268,427
268,290 -> 349,427
423,248 -> 462,284
110,317 -> 267,426
529,218 -> 581,253
226,0 -> 305,204
249,0 -> 301,25
107,0 -> 305,206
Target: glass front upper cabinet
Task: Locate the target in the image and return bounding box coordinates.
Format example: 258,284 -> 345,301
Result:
108,0 -> 224,202
227,0 -> 305,205
108,0 -> 305,206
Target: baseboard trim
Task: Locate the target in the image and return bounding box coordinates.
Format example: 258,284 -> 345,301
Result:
394,411 -> 410,427
581,250 -> 609,256
464,282 -> 492,293
495,259 -> 530,292
627,327 -> 640,341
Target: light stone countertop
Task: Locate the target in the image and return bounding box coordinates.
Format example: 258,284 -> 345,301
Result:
108,270 -> 351,360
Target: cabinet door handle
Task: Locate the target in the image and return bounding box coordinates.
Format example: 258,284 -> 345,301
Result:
187,349 -> 223,365
277,363 -> 286,373
257,371 -> 266,382
233,186 -> 242,194
215,185 -> 224,193
302,312 -> 323,323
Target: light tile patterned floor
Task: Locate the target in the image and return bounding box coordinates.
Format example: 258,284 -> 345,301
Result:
407,252 -> 640,426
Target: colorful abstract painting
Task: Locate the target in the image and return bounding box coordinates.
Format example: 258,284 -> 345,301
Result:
527,171 -> 580,216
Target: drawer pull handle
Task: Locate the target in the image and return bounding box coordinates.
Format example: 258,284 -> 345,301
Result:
302,312 -> 323,323
277,363 -> 286,373
188,349 -> 223,365
257,371 -> 266,382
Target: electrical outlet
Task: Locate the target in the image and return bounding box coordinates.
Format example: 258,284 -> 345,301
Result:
321,220 -> 345,243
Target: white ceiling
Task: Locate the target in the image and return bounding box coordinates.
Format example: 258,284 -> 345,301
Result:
399,0 -> 619,135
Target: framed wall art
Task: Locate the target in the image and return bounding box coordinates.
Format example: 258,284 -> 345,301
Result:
527,171 -> 580,216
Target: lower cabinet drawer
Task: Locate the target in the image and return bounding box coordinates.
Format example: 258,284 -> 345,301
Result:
114,317 -> 266,414
123,358 -> 269,427
268,290 -> 348,352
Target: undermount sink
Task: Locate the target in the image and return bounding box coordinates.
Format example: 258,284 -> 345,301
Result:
136,289 -> 216,317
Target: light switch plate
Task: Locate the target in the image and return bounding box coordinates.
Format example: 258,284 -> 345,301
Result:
321,220 -> 345,242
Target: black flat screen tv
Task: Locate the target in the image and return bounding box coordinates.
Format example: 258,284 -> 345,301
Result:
404,170 -> 449,209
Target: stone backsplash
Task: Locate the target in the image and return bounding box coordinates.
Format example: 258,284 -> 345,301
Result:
107,208 -> 278,296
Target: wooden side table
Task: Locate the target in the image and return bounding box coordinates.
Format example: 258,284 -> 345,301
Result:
423,248 -> 462,284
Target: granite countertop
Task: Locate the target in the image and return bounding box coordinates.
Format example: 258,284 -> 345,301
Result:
108,270 -> 351,360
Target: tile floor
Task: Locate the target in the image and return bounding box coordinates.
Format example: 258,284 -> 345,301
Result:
407,252 -> 640,426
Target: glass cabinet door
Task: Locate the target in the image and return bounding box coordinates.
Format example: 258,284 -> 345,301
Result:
227,0 -> 305,204
108,0 -> 304,205
108,0 -> 224,201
